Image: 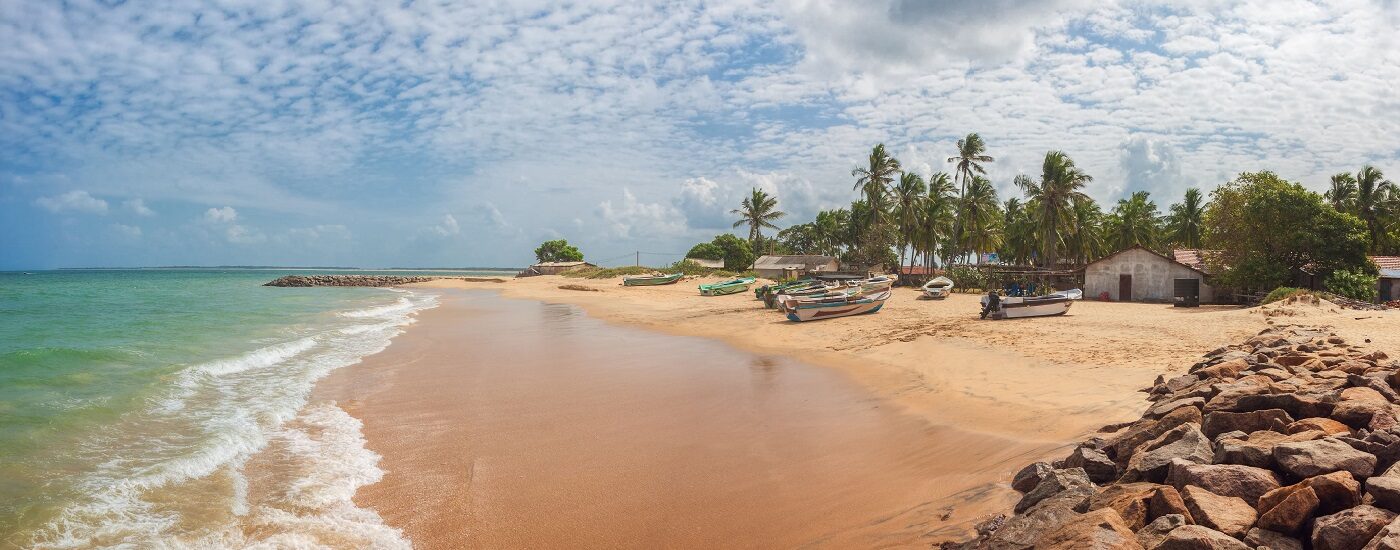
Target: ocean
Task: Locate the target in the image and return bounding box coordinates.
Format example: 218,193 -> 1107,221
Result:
0,269 -> 505,548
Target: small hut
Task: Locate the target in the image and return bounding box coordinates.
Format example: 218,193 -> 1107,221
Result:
752,255 -> 839,279
683,257 -> 725,269
519,261 -> 595,277
1084,246 -> 1214,302
1372,256 -> 1400,301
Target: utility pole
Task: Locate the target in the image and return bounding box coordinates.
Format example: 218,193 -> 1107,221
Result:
635,251 -> 640,266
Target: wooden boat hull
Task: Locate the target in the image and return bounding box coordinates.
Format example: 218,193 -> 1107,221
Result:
785,290 -> 890,322
699,277 -> 756,296
921,276 -> 954,299
982,289 -> 1081,319
623,273 -> 683,286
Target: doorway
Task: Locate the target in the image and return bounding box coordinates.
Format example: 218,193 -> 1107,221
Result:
1119,274 -> 1133,301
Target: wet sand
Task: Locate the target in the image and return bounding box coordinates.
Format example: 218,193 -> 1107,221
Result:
314,290 -> 1049,548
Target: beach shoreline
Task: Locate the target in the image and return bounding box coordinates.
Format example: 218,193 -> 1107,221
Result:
317,274 -> 1400,546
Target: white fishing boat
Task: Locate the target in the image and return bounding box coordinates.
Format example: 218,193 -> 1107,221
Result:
847,275 -> 894,294
784,290 -> 891,322
920,276 -> 954,299
981,289 -> 1082,320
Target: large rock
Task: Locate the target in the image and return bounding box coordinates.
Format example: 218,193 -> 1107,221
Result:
1090,483 -> 1161,531
1124,425 -> 1213,482
1202,409 -> 1294,438
1311,505 -> 1396,550
1274,437 -> 1378,479
1214,429 -> 1326,469
1287,417 -> 1352,436
1362,516 -> 1400,550
1037,507 -> 1144,549
1166,462 -> 1281,507
1244,527 -> 1303,550
1155,525 -> 1251,549
1137,514 -> 1189,550
1017,468 -> 1093,514
1068,445 -> 1120,484
1181,485 -> 1257,539
1148,397 -> 1207,419
1111,407 -> 1205,464
1233,392 -> 1336,420
1333,387 -> 1393,428
1369,477 -> 1400,513
1257,486 -> 1319,534
986,504 -> 1081,549
1258,471 -> 1362,519
1012,461 -> 1055,493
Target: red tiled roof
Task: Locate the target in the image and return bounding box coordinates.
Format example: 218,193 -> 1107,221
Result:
1371,256 -> 1400,270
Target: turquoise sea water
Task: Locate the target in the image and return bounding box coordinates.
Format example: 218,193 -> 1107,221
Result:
0,269 -> 501,548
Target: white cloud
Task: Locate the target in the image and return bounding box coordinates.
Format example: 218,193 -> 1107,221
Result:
203,207 -> 238,224
596,189 -> 687,239
110,223 -> 141,238
123,198 -> 155,216
225,224 -> 265,245
431,214 -> 460,237
35,190 -> 108,214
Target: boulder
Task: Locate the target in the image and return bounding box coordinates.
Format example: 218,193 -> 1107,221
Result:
1166,462 -> 1281,507
1214,430 -> 1326,469
1037,507 -> 1144,549
1202,409 -> 1293,438
1155,524 -> 1251,550
1017,468 -> 1092,514
1197,359 -> 1250,380
1181,485 -> 1257,538
1111,407 -> 1205,463
1274,437 -> 1377,479
1068,445 -> 1120,484
1150,486 -> 1195,524
1334,387 -> 1393,428
1258,471 -> 1363,517
986,504 -> 1082,549
1012,461 -> 1055,493
1311,505 -> 1396,550
1137,514 -> 1189,550
1090,483 -> 1161,531
1167,374 -> 1202,392
1124,425 -> 1213,482
1362,516 -> 1400,550
1257,486 -> 1319,534
1148,397 -> 1207,419
1368,477 -> 1400,514
1234,392 -> 1336,420
1287,417 -> 1353,436
1244,527 -> 1303,550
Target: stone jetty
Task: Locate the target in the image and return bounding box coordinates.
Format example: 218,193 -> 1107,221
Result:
945,325 -> 1400,550
263,275 -> 438,287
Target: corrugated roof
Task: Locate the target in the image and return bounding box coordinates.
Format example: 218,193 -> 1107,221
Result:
752,255 -> 837,269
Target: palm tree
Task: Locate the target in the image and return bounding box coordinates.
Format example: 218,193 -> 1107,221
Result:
1107,191 -> 1162,250
892,172 -> 927,270
1015,151 -> 1093,268
961,176 -> 1003,256
1355,165 -> 1394,252
916,172 -> 956,269
1165,188 -> 1206,249
947,133 -> 994,262
1064,197 -> 1106,265
1001,198 -> 1035,265
812,209 -> 848,257
730,188 -> 785,244
1326,172 -> 1358,212
851,144 -> 901,236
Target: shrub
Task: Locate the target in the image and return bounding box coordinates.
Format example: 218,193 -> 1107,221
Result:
1325,269 -> 1379,302
1261,286 -> 1307,304
711,234 -> 756,271
668,260 -> 716,276
561,265 -> 654,279
685,243 -> 724,261
944,265 -> 988,292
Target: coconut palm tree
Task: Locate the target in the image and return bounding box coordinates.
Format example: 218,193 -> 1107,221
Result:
892,172 -> 927,270
947,133 -> 994,263
730,188 -> 785,244
1064,197 -> 1106,265
1107,191 -> 1162,250
1326,172 -> 1358,212
1000,198 -> 1036,265
1355,165 -> 1394,252
961,176 -> 1003,256
1015,151 -> 1093,268
851,144 -> 901,234
812,209 -> 848,257
917,172 -> 956,269
1165,188 -> 1206,249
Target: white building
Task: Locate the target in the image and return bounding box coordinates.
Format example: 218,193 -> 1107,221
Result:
751,255 -> 839,279
1083,246 -> 1214,302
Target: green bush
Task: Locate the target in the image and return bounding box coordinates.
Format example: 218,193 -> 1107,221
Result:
944,265 -> 988,292
561,265 -> 655,279
1325,269 -> 1379,302
711,234 -> 756,271
535,239 -> 584,262
668,260 -> 716,276
685,243 -> 724,260
1261,286 -> 1307,304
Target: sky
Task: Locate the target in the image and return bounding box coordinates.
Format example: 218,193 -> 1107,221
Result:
3,0 -> 1399,269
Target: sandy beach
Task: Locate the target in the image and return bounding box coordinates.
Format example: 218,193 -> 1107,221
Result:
317,275 -> 1400,547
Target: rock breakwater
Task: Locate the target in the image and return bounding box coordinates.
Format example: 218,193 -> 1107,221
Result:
263,275 -> 438,287
946,325 -> 1400,550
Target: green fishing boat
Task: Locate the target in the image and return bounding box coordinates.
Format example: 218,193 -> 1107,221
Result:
622,273 -> 684,286
699,277 -> 757,296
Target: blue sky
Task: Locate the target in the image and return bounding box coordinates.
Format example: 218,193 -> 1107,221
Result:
3,0 -> 1399,269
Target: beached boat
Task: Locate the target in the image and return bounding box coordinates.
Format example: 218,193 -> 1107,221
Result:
774,285 -> 856,309
699,277 -> 757,296
981,289 -> 1083,320
851,275 -> 894,293
784,290 -> 891,322
921,276 -> 954,299
623,273 -> 684,286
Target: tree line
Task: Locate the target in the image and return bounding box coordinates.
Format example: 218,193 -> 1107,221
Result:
706,134 -> 1394,294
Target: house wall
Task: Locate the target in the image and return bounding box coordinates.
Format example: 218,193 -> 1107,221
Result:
754,259 -> 838,279
1084,248 -> 1214,302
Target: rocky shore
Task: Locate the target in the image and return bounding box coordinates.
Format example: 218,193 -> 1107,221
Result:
946,325 -> 1400,550
263,275 -> 439,287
